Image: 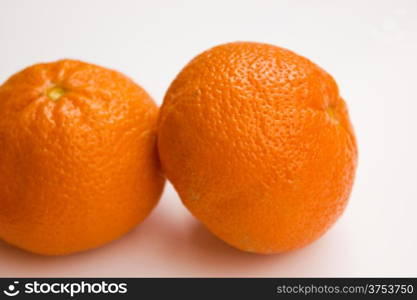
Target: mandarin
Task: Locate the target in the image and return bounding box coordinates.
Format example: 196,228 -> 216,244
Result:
158,42 -> 357,254
0,59 -> 164,255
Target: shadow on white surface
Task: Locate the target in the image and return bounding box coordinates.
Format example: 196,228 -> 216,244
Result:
142,210 -> 283,276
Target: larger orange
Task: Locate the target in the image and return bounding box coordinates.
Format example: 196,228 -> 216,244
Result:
158,42 -> 357,254
0,59 -> 165,255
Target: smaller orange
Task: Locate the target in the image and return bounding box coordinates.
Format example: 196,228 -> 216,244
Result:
0,59 -> 165,255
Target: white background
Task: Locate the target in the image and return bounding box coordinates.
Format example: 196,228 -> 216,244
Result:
0,0 -> 416,277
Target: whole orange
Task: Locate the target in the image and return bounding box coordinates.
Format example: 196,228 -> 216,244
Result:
158,42 -> 357,254
0,59 -> 165,255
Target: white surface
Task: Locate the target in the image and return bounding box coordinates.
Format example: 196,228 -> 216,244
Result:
0,0 -> 416,277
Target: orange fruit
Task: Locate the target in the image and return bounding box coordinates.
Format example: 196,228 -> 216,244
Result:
158,42 -> 357,254
0,59 -> 165,255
